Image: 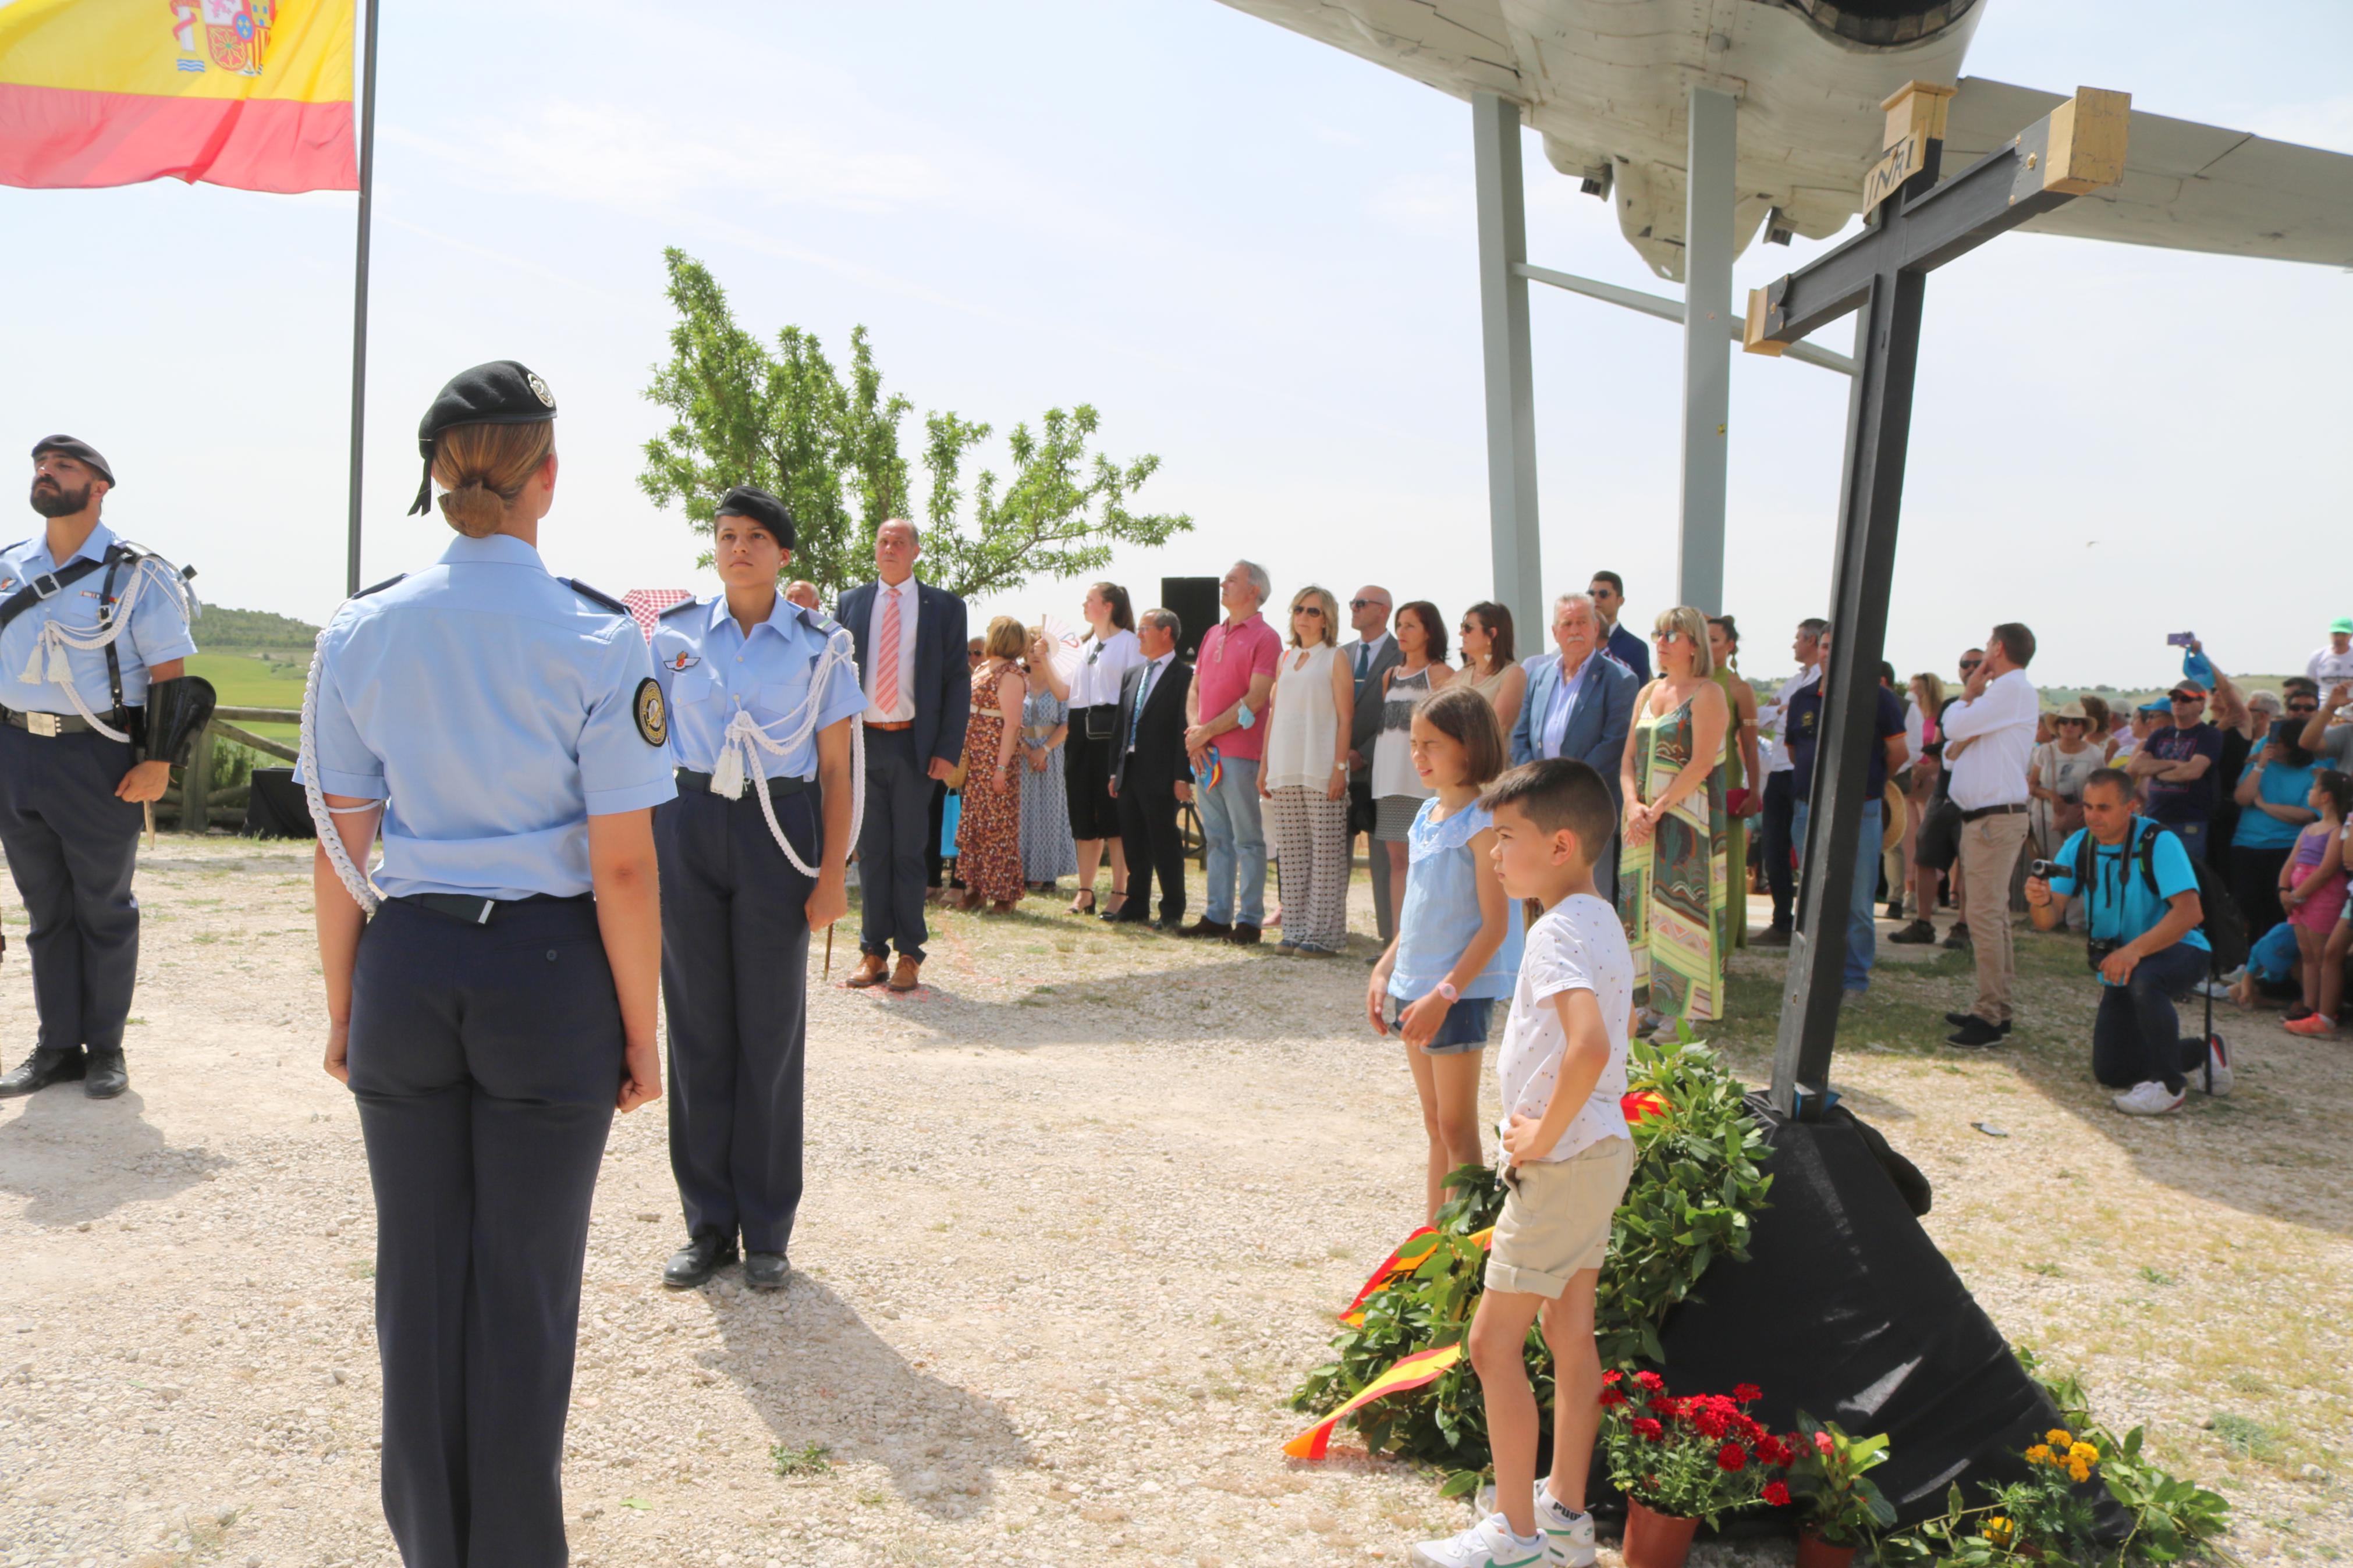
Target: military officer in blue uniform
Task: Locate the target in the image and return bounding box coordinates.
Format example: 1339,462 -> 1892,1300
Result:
297,362 -> 675,1568
648,484 -> 863,1291
0,436 -> 211,1101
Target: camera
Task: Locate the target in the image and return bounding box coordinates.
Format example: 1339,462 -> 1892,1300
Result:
2028,858 -> 2061,881
2085,938 -> 2121,973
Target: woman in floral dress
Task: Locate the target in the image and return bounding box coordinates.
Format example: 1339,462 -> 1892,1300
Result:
956,616 -> 1030,911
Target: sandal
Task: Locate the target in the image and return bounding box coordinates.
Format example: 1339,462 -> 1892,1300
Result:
1069,890 -> 1096,915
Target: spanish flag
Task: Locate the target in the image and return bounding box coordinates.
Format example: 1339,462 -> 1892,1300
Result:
0,0 -> 354,192
1284,1344 -> 1464,1460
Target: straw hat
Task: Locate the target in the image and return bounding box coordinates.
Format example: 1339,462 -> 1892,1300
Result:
2052,701 -> 2090,722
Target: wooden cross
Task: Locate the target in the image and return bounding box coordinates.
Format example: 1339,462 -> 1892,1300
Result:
1744,80 -> 2131,1117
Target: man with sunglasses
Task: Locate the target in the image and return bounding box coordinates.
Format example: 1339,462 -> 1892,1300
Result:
2129,681 -> 2225,863
2297,678 -> 2353,772
1940,625 -> 2039,1047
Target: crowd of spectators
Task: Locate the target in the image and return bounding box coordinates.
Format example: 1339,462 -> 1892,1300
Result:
875,528 -> 2351,1118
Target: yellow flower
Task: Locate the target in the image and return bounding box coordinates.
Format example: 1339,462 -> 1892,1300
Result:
2070,1442 -> 2099,1466
2024,1444 -> 2053,1464
1985,1515 -> 2017,1547
2068,1460 -> 2092,1483
2046,1428 -> 2074,1448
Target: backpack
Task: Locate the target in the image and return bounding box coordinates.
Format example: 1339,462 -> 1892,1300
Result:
2071,817 -> 2248,976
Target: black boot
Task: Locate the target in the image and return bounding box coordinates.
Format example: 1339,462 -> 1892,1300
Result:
0,1046 -> 84,1097
82,1049 -> 129,1099
661,1233 -> 737,1289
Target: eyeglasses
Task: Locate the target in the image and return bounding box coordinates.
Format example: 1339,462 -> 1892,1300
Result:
1294,605 -> 1325,617
1347,598 -> 1385,611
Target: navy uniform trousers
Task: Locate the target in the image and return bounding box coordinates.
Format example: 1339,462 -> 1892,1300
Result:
0,724 -> 144,1055
347,895 -> 620,1568
857,724 -> 932,963
656,783 -> 814,1254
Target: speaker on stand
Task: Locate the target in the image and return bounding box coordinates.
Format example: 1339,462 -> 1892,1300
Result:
1158,576 -> 1220,667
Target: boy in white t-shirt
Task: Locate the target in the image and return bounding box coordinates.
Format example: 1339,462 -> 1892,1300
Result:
1412,759 -> 1634,1568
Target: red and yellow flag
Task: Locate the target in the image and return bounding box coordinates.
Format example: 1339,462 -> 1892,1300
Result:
1284,1343 -> 1464,1460
0,0 -> 354,192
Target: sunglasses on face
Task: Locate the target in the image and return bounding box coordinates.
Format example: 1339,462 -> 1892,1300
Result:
2170,694 -> 2202,704
2288,701 -> 2318,713
1294,605 -> 1324,617
1348,599 -> 1383,611
1959,659 -> 1982,670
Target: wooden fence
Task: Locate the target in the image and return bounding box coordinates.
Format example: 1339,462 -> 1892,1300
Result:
158,705 -> 299,834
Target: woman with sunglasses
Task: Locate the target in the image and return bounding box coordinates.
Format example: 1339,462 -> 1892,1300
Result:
1619,606 -> 1731,1038
1259,585 -> 1356,954
1456,601 -> 1525,737
1032,582 -> 1141,917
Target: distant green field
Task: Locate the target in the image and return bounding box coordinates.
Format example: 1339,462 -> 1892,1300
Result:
187,652 -> 304,739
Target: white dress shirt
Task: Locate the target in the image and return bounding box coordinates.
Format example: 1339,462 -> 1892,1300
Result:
1127,652 -> 1174,753
1762,664 -> 1820,775
1350,632 -> 1393,681
861,575 -> 921,724
1942,667 -> 2038,810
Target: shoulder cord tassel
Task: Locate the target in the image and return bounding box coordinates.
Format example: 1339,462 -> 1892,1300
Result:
300,624 -> 382,915
709,625 -> 865,877
20,557 -> 190,744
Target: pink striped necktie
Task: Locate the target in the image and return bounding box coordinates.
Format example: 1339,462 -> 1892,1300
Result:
876,585 -> 903,714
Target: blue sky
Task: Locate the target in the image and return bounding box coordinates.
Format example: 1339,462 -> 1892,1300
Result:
3,0 -> 2347,685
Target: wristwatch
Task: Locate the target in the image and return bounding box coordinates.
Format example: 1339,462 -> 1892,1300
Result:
1435,980 -> 1460,1003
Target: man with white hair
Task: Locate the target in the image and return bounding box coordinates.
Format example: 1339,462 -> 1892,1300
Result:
1509,592 -> 1636,895
1184,560 -> 1282,942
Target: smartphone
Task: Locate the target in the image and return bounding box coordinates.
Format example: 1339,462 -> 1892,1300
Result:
2165,631 -> 2196,648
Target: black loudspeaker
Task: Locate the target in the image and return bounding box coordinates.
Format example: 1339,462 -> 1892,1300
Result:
1159,576 -> 1220,664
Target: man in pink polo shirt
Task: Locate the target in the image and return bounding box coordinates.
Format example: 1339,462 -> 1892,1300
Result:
1184,560 -> 1282,943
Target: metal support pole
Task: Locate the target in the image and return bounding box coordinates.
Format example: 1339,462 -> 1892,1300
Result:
1471,93 -> 1542,641
344,0 -> 380,598
1677,87 -> 1737,615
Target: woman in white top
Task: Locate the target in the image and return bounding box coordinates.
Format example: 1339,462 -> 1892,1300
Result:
1034,582 -> 1142,916
1371,602 -> 1453,909
1258,585 -> 1356,954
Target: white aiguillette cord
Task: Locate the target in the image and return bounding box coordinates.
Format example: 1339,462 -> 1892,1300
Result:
704,624 -> 864,876
20,555 -> 190,744
300,625 -> 382,915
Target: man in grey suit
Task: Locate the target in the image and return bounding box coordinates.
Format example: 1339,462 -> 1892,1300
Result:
1510,591 -> 1638,897
1344,585 -> 1403,942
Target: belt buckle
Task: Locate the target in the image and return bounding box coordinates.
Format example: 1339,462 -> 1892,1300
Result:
25,713 -> 61,738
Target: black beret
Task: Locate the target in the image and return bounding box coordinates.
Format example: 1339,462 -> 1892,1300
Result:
713,485 -> 796,549
31,435 -> 114,487
408,360 -> 556,515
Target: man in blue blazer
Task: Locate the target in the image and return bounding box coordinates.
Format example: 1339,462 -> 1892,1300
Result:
1589,570 -> 1652,684
836,520 -> 970,991
1511,591 -> 1638,896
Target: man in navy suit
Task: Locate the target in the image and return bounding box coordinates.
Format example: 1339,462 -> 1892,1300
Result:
836,520 -> 970,991
1588,570 -> 1652,684
1511,592 -> 1638,896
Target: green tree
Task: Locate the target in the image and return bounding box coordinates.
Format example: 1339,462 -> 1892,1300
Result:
639,248 -> 1188,603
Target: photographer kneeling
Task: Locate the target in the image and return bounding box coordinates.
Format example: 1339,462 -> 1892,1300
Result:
2026,768 -> 2231,1117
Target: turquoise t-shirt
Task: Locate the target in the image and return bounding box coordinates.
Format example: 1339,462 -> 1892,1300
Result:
2231,759 -> 2317,851
2047,819 -> 2209,983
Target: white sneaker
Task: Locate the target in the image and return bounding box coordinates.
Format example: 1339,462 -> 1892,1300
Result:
1534,1484 -> 1596,1567
2202,1036 -> 2233,1096
1410,1512 -> 1551,1568
2192,978 -> 2233,1000
2112,1080 -> 2186,1116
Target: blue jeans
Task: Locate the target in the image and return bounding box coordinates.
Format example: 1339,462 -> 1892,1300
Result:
1198,755 -> 1266,925
1794,797 -> 1882,991
2090,940 -> 2212,1095
2163,818 -> 2209,863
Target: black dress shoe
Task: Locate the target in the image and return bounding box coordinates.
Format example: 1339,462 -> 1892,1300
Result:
743,1253 -> 790,1292
661,1234 -> 738,1289
1153,918 -> 1184,933
82,1049 -> 128,1100
1946,1016 -> 2008,1048
0,1046 -> 83,1097
1229,923 -> 1262,946
1944,1011 -> 2011,1034
1178,918 -> 1233,940
1109,909 -> 1152,925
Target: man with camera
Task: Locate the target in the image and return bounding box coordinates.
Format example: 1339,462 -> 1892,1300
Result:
2025,768 -> 2231,1117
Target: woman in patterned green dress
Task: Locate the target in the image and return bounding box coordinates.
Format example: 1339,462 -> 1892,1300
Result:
1619,606 -> 1731,1037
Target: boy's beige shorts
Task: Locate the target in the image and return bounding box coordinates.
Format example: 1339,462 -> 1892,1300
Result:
1482,1136 -> 1636,1299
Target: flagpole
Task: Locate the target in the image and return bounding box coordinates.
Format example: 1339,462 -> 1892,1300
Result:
344,0 -> 380,598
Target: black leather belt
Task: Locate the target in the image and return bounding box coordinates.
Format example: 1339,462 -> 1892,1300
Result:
1960,802 -> 2029,822
675,769 -> 811,798
1,705 -> 127,737
394,893 -> 591,926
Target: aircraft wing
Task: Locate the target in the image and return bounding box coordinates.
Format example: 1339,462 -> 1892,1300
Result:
1213,0 -> 1521,99
1947,77 -> 2353,268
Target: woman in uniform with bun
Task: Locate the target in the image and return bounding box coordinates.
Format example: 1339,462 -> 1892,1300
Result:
300,360 -> 676,1567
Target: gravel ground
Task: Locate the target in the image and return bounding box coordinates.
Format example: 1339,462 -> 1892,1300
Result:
0,840 -> 2343,1567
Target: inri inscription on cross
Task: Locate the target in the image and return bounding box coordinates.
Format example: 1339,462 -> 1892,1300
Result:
1744,80 -> 2131,1117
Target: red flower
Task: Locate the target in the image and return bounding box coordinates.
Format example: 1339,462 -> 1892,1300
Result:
1635,1370 -> 1666,1392
1602,1370 -> 1623,1385
1631,1417 -> 1665,1443
1692,1405 -> 1731,1439
1648,1395 -> 1684,1418
1754,1435 -> 1791,1467
1717,1443 -> 1748,1472
1733,1414 -> 1766,1443
1764,1481 -> 1791,1507
1734,1382 -> 1763,1403
1599,1388 -> 1630,1409
1813,1430 -> 1835,1455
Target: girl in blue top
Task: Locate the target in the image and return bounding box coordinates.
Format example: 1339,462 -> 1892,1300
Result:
1368,684 -> 1525,1219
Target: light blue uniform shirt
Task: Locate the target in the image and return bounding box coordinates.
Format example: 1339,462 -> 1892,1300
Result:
0,521 -> 197,713
1539,653 -> 1592,760
294,534 -> 676,901
648,593 -> 865,778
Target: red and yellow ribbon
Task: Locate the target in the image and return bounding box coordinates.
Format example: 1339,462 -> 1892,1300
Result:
1284,1343 -> 1464,1459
